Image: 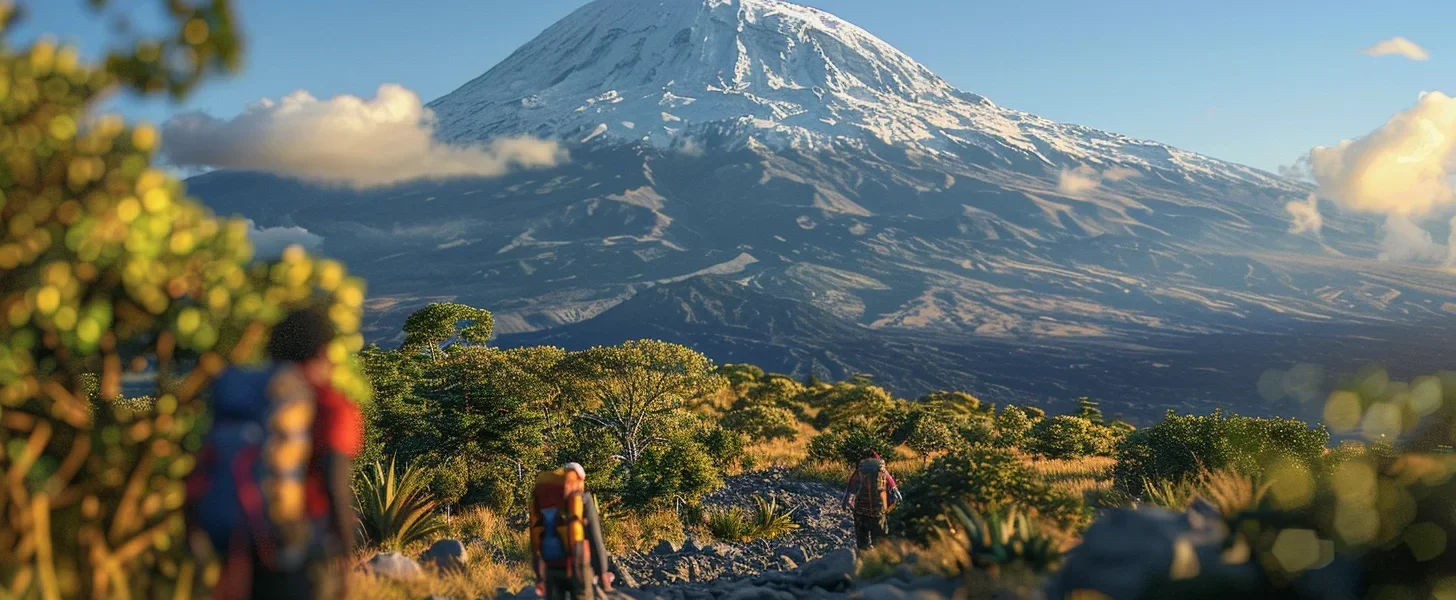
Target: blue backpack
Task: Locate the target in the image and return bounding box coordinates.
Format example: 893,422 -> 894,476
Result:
190,364 -> 317,569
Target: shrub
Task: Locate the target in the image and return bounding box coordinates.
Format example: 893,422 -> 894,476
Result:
808,421 -> 899,465
428,463 -> 470,507
705,506 -> 755,542
722,405 -> 800,441
958,417 -> 997,446
812,383 -> 897,428
944,503 -> 1063,574
701,425 -> 748,470
623,440 -> 722,509
994,406 -> 1035,448
355,458 -> 448,551
748,495 -> 800,540
904,417 -> 959,455
1113,410 -> 1329,496
891,445 -> 1088,542
1026,415 -> 1119,459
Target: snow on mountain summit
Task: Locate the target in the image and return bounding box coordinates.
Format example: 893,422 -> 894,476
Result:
428,0 -> 1293,190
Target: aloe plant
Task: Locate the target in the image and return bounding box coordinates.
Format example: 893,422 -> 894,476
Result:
945,502 -> 1062,573
749,495 -> 800,540
355,457 -> 447,550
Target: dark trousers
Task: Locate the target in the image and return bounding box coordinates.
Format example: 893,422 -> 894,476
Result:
853,513 -> 888,550
545,567 -> 595,600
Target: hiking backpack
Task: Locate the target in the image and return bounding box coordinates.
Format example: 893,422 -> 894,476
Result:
530,468 -> 591,579
853,458 -> 889,516
188,364 -> 318,570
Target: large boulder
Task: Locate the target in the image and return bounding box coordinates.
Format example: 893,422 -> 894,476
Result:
652,539 -> 680,555
420,538 -> 469,572
801,548 -> 857,591
1046,499 -> 1258,599
362,551 -> 423,581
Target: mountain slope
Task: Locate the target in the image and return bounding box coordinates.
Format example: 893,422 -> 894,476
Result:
189,0 -> 1456,418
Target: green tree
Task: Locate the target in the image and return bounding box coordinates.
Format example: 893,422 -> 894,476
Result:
918,390 -> 982,417
0,3 -> 371,595
994,406 -> 1035,448
561,340 -> 726,473
401,302 -> 494,358
1027,415 -> 1103,459
813,382 -> 896,428
1074,397 -> 1104,424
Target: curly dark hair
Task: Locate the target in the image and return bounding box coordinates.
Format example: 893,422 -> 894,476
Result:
265,307 -> 336,363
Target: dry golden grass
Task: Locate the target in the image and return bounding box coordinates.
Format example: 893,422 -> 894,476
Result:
1144,468 -> 1270,516
347,559 -> 529,600
744,420 -> 819,468
1027,455 -> 1117,481
601,508 -> 689,555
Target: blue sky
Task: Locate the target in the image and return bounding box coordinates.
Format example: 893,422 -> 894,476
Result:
19,0 -> 1456,172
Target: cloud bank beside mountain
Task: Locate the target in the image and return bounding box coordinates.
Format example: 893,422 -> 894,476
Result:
161,84 -> 566,189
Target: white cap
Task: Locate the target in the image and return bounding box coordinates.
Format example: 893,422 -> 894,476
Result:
564,462 -> 586,479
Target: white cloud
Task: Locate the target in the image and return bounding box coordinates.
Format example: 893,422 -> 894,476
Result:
161,84 -> 567,189
1102,166 -> 1141,182
1285,194 -> 1323,237
1304,91 -> 1456,262
1310,92 -> 1456,218
1057,165 -> 1103,197
1057,164 -> 1139,197
1361,37 -> 1430,61
247,220 -> 323,258
1379,214 -> 1446,262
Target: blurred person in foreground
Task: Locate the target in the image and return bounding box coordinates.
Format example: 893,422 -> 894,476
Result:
188,308 -> 363,599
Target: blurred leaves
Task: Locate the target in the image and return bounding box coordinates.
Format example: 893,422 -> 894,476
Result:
0,3 -> 368,597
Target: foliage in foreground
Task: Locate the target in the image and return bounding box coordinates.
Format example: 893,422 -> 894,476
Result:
944,503 -> 1063,574
0,2 -> 376,597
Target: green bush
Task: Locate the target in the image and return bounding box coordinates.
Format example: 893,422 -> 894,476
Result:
808,421 -> 899,465
623,441 -> 723,509
904,417 -> 958,455
1113,410 -> 1329,496
994,406 -> 1035,448
1026,415 -> 1120,459
891,445 -> 1088,543
722,404 -> 800,441
427,463 -> 469,507
958,417 -> 997,446
701,425 -> 748,470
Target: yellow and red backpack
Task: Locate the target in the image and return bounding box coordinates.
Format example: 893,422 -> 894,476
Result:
529,468 -> 591,580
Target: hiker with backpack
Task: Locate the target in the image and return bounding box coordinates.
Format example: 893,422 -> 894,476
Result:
842,450 -> 903,550
188,308 -> 363,600
530,462 -> 613,600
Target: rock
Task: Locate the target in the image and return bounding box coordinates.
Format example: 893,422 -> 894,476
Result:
703,543 -> 740,557
680,537 -> 703,554
363,552 -> 423,581
652,539 -> 679,555
801,548 -> 856,591
775,555 -> 799,571
420,538 -> 469,572
611,558 -> 641,589
772,545 -> 807,566
1047,500 -> 1261,600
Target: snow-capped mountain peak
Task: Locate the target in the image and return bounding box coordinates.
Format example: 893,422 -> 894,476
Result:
429,0 -> 1294,190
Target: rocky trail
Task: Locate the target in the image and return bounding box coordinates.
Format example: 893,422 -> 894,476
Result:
492,468 -> 961,600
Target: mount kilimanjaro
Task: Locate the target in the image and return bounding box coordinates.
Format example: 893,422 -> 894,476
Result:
189,0 -> 1456,420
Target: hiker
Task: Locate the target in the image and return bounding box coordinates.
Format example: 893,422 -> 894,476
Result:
530,462 -> 614,600
188,308 -> 362,600
842,450 -> 902,550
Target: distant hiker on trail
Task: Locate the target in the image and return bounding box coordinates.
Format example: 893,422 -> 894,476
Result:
188,308 -> 363,600
843,450 -> 902,550
530,462 -> 613,600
